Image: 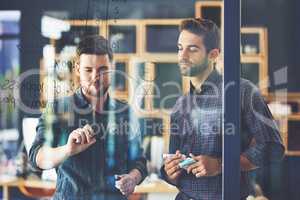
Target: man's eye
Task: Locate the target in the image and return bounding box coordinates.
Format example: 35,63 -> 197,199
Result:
189,47 -> 199,52
85,69 -> 92,72
177,47 -> 183,51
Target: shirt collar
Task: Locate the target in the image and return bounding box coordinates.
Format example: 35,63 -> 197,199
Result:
189,69 -> 222,94
74,87 -> 112,111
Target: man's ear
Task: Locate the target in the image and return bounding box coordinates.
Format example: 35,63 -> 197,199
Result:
208,49 -> 220,62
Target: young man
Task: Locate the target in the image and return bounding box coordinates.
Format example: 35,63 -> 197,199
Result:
29,35 -> 147,200
161,18 -> 284,200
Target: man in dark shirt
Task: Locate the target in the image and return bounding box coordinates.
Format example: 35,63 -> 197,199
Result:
161,18 -> 284,200
29,35 -> 147,200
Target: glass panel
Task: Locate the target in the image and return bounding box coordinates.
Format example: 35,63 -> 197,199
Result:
56,25 -> 99,54
0,39 -> 20,129
153,62 -> 182,109
112,62 -> 126,91
287,101 -> 299,113
241,33 -> 260,54
146,25 -> 179,53
201,6 -> 222,28
240,1 -> 298,199
0,11 -> 20,35
287,120 -> 300,151
139,116 -> 164,174
0,11 -> 20,179
131,62 -> 146,110
0,20 -> 20,35
139,117 -> 163,137
241,62 -> 259,86
109,25 -> 136,53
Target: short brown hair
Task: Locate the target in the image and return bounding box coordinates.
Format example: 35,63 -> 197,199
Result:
76,35 -> 113,61
180,18 -> 220,52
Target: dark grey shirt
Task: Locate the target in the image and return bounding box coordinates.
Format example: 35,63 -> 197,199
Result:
161,70 -> 284,200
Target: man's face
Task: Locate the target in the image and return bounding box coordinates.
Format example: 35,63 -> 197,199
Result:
77,54 -> 111,97
177,30 -> 210,77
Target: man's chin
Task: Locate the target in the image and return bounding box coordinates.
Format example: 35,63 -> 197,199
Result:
180,69 -> 197,77
88,87 -> 108,97
180,66 -> 207,77
180,65 -> 195,77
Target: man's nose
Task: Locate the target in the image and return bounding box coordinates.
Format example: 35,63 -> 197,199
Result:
179,48 -> 189,60
92,70 -> 99,80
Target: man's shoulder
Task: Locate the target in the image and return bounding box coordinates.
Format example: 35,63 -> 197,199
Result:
240,78 -> 259,91
239,78 -> 262,101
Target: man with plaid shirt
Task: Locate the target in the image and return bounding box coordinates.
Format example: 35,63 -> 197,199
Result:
161,18 -> 284,200
29,35 -> 147,200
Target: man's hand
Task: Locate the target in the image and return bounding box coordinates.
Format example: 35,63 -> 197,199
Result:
163,150 -> 186,184
115,174 -> 137,197
36,124 -> 96,169
186,154 -> 221,178
65,124 -> 96,157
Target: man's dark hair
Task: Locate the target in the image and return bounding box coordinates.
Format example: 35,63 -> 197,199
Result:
180,18 -> 220,53
76,35 -> 113,61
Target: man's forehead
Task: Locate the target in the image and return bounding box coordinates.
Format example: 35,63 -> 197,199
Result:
178,30 -> 204,45
79,54 -> 111,65
80,53 -> 109,60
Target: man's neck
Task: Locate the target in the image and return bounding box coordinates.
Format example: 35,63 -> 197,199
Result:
82,88 -> 109,113
190,65 -> 214,92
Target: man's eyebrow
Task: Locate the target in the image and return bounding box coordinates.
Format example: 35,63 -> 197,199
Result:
187,45 -> 201,49
82,66 -> 93,69
82,65 -> 108,69
99,65 -> 109,70
177,44 -> 201,49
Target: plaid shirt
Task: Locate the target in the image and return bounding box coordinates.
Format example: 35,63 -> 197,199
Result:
29,88 -> 147,200
161,69 -> 284,200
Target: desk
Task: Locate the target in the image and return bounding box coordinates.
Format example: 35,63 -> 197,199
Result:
0,176 -> 178,200
0,176 -> 19,200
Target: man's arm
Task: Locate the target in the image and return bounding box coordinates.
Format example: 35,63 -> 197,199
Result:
126,130 -> 148,184
173,82 -> 279,177
29,118 -> 96,170
240,155 -> 258,171
161,114 -> 185,186
115,111 -> 148,196
241,81 -> 285,169
128,169 -> 142,184
35,145 -> 70,170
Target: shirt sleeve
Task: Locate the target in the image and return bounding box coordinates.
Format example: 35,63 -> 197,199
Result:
28,114 -> 46,171
241,80 -> 285,167
28,101 -> 59,171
